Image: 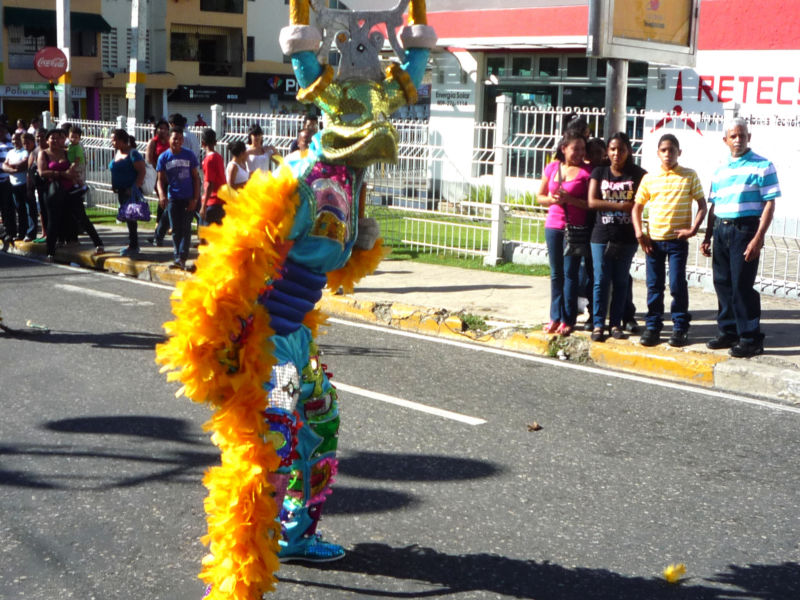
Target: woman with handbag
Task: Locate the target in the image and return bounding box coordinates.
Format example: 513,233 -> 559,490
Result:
587,132 -> 646,341
537,130 -> 592,336
38,128 -> 104,261
109,129 -> 146,256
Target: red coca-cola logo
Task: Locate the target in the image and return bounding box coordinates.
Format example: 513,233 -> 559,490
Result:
34,47 -> 68,80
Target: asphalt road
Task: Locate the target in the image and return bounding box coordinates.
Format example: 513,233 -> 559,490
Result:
1,253 -> 799,600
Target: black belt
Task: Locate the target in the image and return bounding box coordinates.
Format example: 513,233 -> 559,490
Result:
719,216 -> 759,225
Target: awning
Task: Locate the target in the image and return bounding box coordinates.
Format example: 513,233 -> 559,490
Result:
3,7 -> 112,33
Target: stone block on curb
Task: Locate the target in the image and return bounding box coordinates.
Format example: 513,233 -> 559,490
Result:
714,358 -> 800,404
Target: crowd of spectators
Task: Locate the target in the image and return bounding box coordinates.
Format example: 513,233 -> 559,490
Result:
1,114 -> 104,259
135,112 -> 316,269
5,109 -> 776,358
541,114 -> 778,358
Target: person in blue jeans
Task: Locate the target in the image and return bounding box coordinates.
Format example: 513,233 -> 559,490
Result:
537,130 -> 592,336
632,134 -> 707,347
587,132 -> 646,342
700,118 -> 779,358
156,127 -> 200,270
109,129 -> 146,256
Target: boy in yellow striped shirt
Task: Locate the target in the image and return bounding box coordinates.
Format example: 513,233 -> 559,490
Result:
632,134 -> 707,347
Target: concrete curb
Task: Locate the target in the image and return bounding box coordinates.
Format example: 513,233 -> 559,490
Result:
10,241 -> 799,405
320,292 -> 800,404
320,292 -> 724,385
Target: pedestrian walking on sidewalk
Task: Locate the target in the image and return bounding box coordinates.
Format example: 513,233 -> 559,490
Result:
538,130 -> 592,336
156,127 -> 200,270
2,131 -> 35,241
199,128 -> 226,227
109,129 -> 146,256
632,134 -> 707,348
146,120 -> 171,246
700,118 -> 779,358
0,122 -> 16,247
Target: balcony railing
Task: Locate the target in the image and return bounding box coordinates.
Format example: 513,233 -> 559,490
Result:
200,0 -> 243,14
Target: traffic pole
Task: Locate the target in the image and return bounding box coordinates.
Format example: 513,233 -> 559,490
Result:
56,0 -> 72,120
603,58 -> 628,139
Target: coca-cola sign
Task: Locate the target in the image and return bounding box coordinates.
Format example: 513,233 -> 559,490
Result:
34,47 -> 68,80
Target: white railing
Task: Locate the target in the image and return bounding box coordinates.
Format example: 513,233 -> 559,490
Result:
61,107 -> 800,296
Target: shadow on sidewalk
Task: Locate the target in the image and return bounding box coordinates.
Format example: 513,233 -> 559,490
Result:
355,284 -> 531,294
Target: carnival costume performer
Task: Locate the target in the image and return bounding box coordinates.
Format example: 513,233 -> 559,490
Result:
155,1 -> 435,598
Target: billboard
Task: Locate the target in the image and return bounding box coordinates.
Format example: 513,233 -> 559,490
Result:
588,0 -> 700,67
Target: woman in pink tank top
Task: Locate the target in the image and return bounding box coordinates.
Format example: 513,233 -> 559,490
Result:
537,130 -> 592,336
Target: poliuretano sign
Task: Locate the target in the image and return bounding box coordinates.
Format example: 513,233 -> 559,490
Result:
1,85 -> 86,99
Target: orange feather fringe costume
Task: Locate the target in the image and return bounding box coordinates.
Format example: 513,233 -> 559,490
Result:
155,165 -> 387,598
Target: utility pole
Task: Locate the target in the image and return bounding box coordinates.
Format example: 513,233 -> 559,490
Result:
0,0 -> 5,87
603,58 -> 628,140
127,0 -> 147,129
56,0 -> 72,120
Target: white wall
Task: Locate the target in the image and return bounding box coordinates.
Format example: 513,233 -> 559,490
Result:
246,0 -> 289,63
428,49 -> 481,201
642,50 -> 800,220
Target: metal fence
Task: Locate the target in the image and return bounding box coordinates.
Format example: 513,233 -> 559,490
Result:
67,105 -> 800,297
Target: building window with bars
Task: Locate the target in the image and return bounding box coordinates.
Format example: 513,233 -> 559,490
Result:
101,28 -> 119,72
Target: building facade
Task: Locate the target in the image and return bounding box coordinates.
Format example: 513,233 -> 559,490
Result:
1,0 -> 110,121
342,0 -> 800,218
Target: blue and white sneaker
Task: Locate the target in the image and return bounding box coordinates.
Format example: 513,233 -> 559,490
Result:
278,534 -> 345,563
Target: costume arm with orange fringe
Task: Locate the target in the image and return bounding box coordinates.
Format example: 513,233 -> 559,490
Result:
155,167 -> 300,600
325,239 -> 391,294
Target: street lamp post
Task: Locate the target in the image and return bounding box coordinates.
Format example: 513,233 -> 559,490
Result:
127,0 -> 147,130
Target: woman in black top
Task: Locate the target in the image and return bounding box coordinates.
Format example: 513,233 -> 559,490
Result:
587,132 -> 646,341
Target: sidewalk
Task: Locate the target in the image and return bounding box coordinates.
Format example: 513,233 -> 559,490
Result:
8,224 -> 800,405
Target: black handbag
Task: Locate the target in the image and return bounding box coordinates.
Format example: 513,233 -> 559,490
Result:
564,224 -> 591,257
557,165 -> 591,258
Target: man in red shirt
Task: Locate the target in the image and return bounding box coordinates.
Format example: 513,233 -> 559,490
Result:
200,129 -> 226,226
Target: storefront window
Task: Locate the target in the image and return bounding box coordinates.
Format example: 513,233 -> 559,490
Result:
566,57 -> 588,78
596,59 -> 647,79
538,57 -> 559,77
629,61 -> 648,78
481,53 -> 648,122
487,56 -> 506,77
562,86 -> 605,109
511,57 -> 532,78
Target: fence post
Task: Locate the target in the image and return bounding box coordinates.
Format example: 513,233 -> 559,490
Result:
485,94 -> 510,266
42,111 -> 54,129
211,104 -> 224,135
116,115 -> 126,131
